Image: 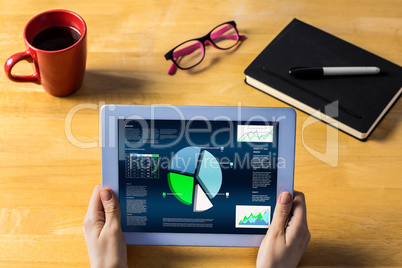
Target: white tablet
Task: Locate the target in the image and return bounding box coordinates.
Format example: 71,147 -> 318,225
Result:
101,105 -> 296,247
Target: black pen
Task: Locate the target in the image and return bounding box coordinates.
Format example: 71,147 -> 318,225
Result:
289,66 -> 380,78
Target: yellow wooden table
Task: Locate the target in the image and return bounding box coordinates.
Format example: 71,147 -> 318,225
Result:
0,0 -> 401,267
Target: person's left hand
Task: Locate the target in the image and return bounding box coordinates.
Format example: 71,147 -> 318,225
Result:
83,185 -> 127,268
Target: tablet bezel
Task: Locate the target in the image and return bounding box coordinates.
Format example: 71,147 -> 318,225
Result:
101,105 -> 296,247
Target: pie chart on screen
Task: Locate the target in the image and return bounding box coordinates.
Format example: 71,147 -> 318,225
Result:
168,146 -> 222,212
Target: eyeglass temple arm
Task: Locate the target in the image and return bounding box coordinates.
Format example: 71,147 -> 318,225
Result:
168,59 -> 179,75
167,25 -> 246,75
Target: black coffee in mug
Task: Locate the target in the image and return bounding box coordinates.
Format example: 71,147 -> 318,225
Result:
32,26 -> 81,51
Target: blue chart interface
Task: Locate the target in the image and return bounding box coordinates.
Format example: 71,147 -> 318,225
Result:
118,120 -> 279,234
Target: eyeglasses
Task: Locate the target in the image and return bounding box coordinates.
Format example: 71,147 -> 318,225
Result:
164,21 -> 246,75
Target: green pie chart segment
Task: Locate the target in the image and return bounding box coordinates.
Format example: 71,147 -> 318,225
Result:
167,172 -> 194,205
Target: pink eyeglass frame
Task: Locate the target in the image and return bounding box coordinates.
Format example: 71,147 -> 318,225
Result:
164,21 -> 246,75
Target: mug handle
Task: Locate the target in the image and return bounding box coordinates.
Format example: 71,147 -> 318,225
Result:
4,50 -> 40,83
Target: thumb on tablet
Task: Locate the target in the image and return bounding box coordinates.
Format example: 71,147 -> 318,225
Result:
270,191 -> 293,234
100,188 -> 122,229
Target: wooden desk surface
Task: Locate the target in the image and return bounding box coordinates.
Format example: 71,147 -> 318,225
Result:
1,0 -> 401,267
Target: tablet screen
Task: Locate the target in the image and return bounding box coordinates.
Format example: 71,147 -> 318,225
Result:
118,119 -> 279,235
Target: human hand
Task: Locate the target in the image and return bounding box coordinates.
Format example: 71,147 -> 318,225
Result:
83,185 -> 128,268
256,191 -> 310,268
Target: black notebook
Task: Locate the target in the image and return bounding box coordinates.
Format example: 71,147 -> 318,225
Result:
245,18 -> 402,140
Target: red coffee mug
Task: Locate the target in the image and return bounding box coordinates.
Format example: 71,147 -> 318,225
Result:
4,10 -> 87,97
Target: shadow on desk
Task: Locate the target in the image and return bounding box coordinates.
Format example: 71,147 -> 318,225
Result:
127,241 -> 388,267
126,245 -> 258,267
67,70 -> 147,99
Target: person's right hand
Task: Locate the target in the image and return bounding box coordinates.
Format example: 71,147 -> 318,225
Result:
256,191 -> 310,268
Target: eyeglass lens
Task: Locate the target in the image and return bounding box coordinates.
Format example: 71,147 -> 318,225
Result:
210,23 -> 239,49
173,40 -> 204,69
